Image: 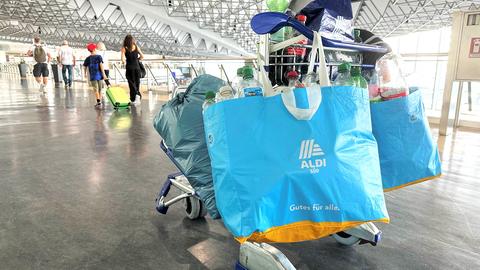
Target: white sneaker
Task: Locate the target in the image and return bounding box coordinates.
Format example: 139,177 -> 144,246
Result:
39,84 -> 45,92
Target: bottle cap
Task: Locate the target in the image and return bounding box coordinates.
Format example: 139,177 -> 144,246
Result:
337,62 -> 351,73
243,66 -> 254,79
296,15 -> 307,22
286,70 -> 299,79
237,67 -> 244,76
351,66 -> 362,76
205,91 -> 216,100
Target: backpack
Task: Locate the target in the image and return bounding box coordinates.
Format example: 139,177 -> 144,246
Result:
34,45 -> 47,63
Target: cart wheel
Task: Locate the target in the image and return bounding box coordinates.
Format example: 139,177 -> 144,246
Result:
184,197 -> 203,220
333,231 -> 361,246
199,200 -> 208,218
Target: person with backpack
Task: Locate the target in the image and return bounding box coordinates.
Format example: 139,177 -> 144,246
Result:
83,43 -> 107,108
121,34 -> 144,104
27,36 -> 51,91
58,40 -> 76,89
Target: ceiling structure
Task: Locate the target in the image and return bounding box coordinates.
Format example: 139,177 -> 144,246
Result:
353,0 -> 480,37
0,0 -> 479,57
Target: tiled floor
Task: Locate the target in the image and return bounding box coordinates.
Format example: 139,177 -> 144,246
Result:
0,75 -> 479,269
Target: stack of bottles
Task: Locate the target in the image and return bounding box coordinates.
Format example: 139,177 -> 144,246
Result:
202,66 -> 265,113
331,53 -> 410,103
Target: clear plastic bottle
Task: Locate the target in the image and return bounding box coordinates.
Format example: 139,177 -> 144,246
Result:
215,85 -> 235,102
333,63 -> 354,86
376,53 -> 409,100
232,67 -> 244,95
238,66 -> 264,97
202,91 -> 216,112
351,66 -> 368,89
367,70 -> 382,102
303,72 -> 318,87
286,70 -> 301,88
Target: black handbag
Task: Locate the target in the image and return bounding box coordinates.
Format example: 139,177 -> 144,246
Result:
139,61 -> 146,78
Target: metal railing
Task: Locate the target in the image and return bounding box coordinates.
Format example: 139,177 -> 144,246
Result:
1,57 -> 253,97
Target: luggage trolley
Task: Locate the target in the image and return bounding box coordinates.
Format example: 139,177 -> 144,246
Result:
154,12 -> 389,270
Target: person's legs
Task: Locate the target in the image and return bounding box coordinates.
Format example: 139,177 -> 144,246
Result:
69,65 -> 74,87
126,69 -> 136,102
91,80 -> 102,105
62,65 -> 68,87
32,63 -> 42,86
41,63 -> 49,87
134,69 -> 141,100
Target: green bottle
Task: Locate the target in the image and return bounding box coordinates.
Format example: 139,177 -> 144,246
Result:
351,66 -> 368,89
267,0 -> 289,42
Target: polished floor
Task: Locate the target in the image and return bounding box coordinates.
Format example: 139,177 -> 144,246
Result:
0,75 -> 479,270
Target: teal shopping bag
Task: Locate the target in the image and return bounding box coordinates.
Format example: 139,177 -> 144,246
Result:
203,86 -> 389,243
370,90 -> 442,191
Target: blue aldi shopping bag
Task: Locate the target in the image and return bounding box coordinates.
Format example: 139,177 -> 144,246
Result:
370,89 -> 442,192
203,86 -> 389,243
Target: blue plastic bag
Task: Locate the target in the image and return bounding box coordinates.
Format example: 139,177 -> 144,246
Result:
370,90 -> 442,191
203,86 -> 389,243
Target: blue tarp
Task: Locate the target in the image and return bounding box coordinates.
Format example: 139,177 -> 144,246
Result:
154,74 -> 225,218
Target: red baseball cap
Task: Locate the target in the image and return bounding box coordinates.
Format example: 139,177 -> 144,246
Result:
86,43 -> 97,52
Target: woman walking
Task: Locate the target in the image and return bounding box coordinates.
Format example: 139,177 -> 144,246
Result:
121,35 -> 144,104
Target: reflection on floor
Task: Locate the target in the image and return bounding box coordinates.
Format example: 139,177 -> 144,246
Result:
1,75 -> 479,269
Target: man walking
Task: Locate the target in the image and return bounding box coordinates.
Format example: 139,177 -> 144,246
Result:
27,36 -> 51,91
58,40 -> 75,88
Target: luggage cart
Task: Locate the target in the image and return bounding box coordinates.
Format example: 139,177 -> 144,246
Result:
155,139 -> 382,270
155,140 -> 207,220
154,11 -> 388,270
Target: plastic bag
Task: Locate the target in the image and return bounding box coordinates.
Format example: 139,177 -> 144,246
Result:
153,74 -> 225,218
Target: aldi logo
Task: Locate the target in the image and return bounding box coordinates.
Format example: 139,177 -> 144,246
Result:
299,139 -> 326,174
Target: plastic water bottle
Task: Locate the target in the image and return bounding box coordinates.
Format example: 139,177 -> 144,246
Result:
333,63 -> 354,86
376,53 -> 409,100
232,67 -> 244,95
267,0 -> 289,42
238,66 -> 264,97
351,66 -> 368,89
368,70 -> 382,102
215,85 -> 235,102
202,91 -> 216,112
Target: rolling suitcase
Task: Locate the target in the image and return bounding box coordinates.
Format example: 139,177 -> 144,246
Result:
106,86 -> 130,110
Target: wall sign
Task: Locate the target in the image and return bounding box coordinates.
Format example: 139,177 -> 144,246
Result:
469,37 -> 480,58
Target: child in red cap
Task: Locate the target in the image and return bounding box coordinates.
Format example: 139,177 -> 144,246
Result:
83,43 -> 107,107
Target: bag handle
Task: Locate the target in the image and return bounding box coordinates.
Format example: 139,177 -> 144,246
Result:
281,87 -> 322,120
280,31 -> 326,121
308,31 -> 330,87
257,55 -> 274,96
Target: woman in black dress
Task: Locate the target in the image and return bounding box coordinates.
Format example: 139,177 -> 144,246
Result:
121,34 -> 144,103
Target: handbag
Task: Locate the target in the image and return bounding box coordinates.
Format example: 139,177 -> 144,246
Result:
139,61 -> 146,78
